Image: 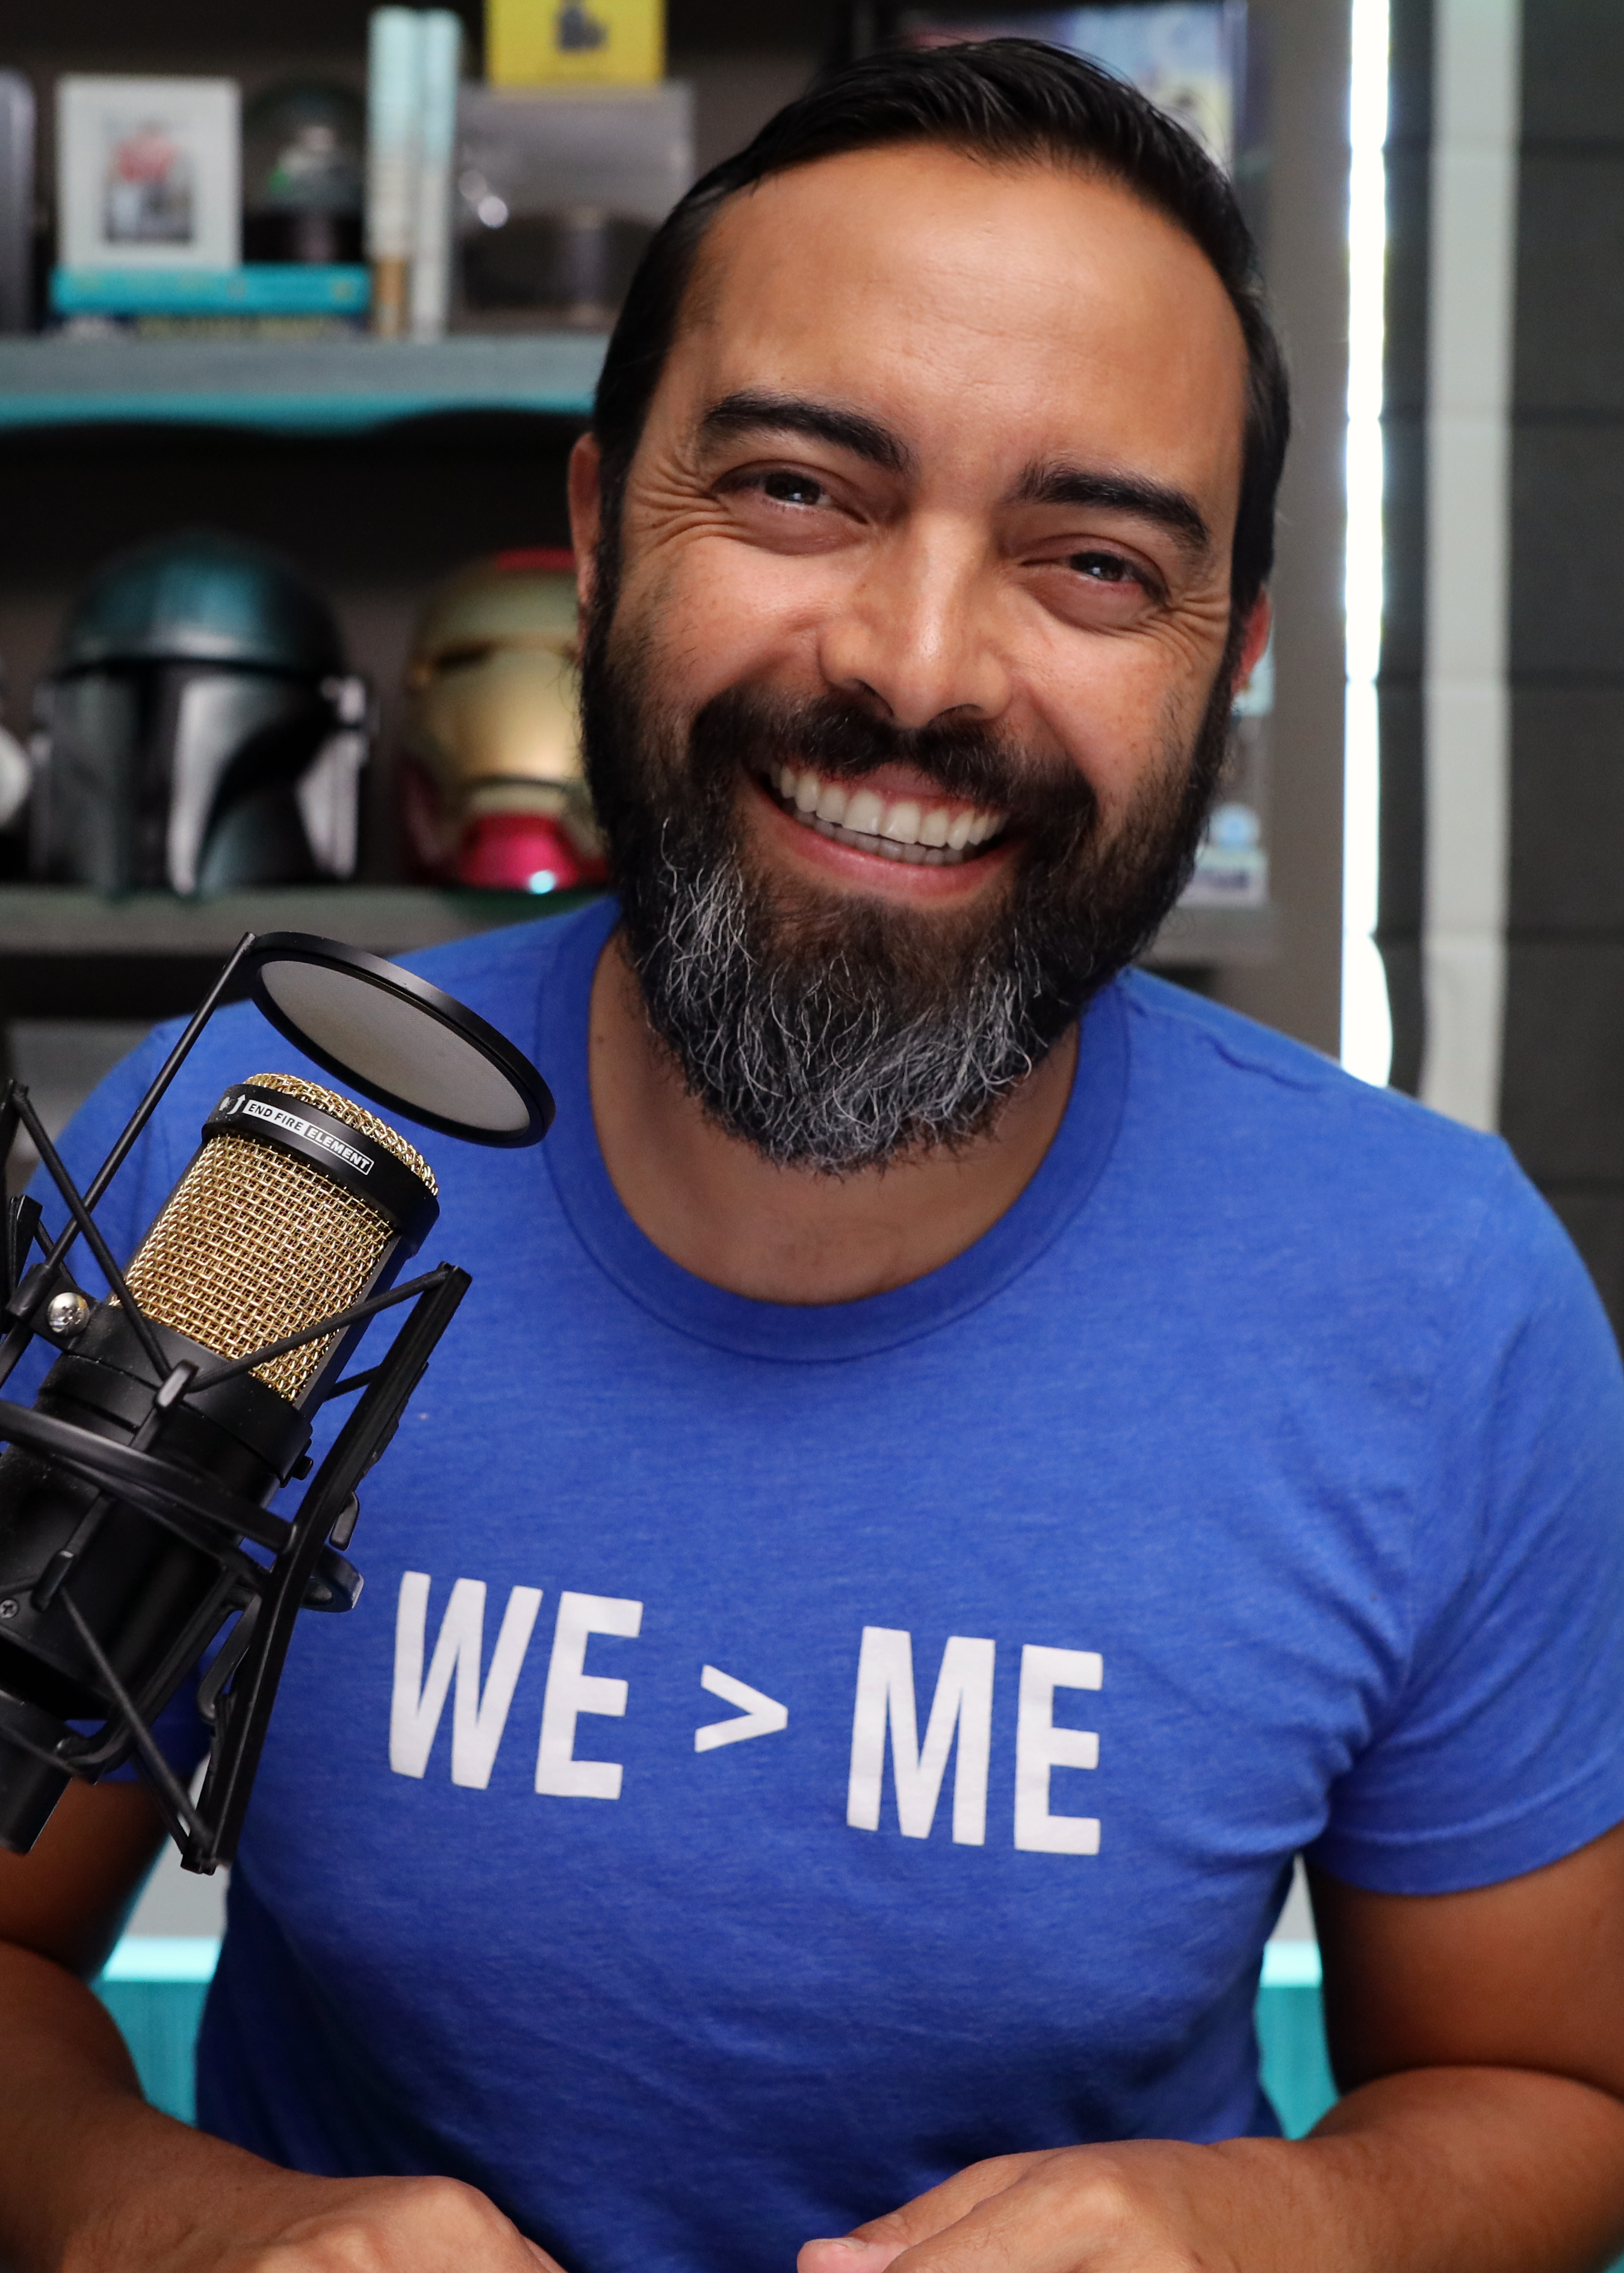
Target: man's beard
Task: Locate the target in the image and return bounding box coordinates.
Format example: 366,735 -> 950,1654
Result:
580,592 -> 1237,1174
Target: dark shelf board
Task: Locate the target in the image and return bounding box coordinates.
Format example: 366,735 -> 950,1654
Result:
0,884 -> 1276,1021
0,884 -> 596,1019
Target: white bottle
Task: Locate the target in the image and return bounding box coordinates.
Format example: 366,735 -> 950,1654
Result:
366,7 -> 423,338
410,11 -> 462,341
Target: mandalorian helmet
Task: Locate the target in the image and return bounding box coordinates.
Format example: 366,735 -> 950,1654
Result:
31,532 -> 370,896
400,548 -> 607,895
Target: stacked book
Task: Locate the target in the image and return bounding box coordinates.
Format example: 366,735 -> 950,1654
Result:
50,264 -> 371,339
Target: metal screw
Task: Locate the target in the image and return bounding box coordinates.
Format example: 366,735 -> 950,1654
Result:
46,1291 -> 91,1337
0,1599 -> 16,1620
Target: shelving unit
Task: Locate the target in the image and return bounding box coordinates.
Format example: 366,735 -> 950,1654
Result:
0,884 -> 595,1019
0,333 -> 607,433
0,884 -> 1275,1022
0,329 -> 1274,997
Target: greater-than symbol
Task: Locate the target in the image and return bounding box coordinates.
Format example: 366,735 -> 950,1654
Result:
695,1664 -> 788,1752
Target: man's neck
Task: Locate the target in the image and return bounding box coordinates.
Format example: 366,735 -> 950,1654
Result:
587,932 -> 1080,1306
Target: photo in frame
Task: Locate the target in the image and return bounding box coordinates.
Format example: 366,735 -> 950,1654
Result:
57,76 -> 241,270
884,3 -> 1245,170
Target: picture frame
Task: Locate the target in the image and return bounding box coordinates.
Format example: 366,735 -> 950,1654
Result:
57,76 -> 240,271
854,3 -> 1248,173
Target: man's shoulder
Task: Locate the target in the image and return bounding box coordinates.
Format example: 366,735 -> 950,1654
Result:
1120,967 -> 1497,1159
1113,969 -> 1558,1291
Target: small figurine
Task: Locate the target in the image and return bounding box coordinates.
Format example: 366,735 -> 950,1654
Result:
400,548 -> 607,896
31,532 -> 370,896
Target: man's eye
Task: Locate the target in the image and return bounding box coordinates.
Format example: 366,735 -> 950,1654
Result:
1066,551 -> 1138,585
758,471 -> 826,507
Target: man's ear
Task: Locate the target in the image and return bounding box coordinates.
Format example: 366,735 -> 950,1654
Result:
568,433 -> 604,614
1235,593 -> 1272,692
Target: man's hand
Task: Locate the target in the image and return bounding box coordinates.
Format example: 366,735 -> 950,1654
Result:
796,2070 -> 1624,2273
0,1784 -> 565,2273
75,2170 -> 564,2273
801,1825 -> 1624,2273
800,2141 -> 1258,2273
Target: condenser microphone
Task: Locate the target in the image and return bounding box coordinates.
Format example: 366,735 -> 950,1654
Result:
128,1073 -> 439,1404
0,929 -> 554,1871
0,1074 -> 438,1856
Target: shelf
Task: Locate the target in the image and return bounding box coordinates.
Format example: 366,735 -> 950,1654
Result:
0,335 -> 607,435
0,885 -> 1275,1023
0,884 -> 595,1019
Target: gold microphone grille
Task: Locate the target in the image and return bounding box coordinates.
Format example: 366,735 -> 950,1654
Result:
121,1076 -> 438,1405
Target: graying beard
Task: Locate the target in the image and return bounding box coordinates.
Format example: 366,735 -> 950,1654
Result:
640,833 -> 1046,1173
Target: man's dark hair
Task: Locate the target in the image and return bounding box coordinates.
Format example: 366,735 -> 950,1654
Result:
591,37 -> 1289,619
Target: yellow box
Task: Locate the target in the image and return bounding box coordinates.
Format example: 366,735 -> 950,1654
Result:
486,0 -> 664,84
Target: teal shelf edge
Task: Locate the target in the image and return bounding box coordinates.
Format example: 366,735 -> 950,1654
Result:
0,388 -> 595,432
102,1936 -> 222,1983
95,1977 -> 211,2125
1259,1940 -> 1321,1988
104,1936 -> 1324,1989
105,1935 -> 1318,1990
0,335 -> 607,435
1255,1980 -> 1337,2140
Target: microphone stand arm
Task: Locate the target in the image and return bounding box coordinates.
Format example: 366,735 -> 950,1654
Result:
188,1262 -> 470,1871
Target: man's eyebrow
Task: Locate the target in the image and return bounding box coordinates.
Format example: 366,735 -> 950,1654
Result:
697,390 -> 914,477
1014,463 -> 1211,554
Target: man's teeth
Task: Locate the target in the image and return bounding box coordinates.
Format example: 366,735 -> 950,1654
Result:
771,766 -> 1007,866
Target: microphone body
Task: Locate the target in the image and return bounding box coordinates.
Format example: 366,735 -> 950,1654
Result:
0,1075 -> 438,1854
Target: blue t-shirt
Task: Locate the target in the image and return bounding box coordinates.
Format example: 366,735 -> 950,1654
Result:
29,895 -> 1624,2272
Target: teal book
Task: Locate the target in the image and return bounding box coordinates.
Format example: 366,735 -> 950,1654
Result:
51,265 -> 371,316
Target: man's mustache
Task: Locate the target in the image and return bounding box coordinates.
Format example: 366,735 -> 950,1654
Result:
686,684 -> 1100,844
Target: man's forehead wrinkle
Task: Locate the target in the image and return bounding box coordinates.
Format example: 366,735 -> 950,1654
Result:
1014,461 -> 1213,555
695,389 -> 916,478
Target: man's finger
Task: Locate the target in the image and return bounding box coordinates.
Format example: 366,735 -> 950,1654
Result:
800,2236 -> 907,2273
866,2149 -> 1178,2273
799,2153 -> 1058,2273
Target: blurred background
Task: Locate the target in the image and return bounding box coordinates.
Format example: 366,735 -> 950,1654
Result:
0,0 -> 1610,1970
5,5 -> 1616,2156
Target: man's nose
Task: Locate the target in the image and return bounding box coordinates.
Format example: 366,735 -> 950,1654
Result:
816,526 -> 1013,731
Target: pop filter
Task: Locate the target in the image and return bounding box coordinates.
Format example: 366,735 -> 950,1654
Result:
241,932 -> 554,1147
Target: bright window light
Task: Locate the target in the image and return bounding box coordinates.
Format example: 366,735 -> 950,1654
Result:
1342,0 -> 1393,1085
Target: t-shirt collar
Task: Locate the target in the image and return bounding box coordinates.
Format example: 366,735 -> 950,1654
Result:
538,895 -> 1130,1363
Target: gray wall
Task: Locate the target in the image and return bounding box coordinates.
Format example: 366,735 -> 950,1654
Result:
1214,0 -> 1351,1060
1502,1 -> 1624,1327
1378,0 -> 1624,1333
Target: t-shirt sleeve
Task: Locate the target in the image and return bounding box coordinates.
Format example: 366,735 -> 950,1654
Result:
1311,1148 -> 1624,1894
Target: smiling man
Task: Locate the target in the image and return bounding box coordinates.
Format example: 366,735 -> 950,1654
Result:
5,39 -> 1624,2273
